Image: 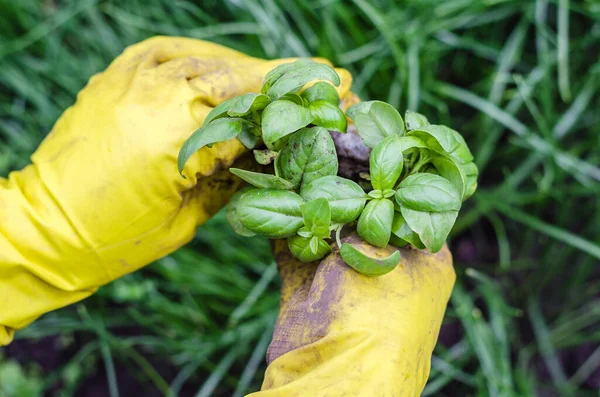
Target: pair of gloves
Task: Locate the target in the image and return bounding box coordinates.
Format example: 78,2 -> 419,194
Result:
0,37 -> 455,396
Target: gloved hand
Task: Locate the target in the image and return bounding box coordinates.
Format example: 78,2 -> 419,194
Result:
249,235 -> 455,396
0,36 -> 455,396
0,36 -> 352,344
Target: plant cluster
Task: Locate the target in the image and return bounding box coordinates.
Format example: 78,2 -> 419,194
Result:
178,60 -> 478,276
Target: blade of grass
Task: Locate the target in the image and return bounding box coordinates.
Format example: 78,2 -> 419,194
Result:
194,345 -> 244,397
557,0 -> 572,101
553,73 -> 598,138
232,324 -> 273,397
528,299 -> 574,396
228,261 -> 278,327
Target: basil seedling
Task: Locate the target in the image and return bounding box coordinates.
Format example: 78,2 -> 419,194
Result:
178,60 -> 479,277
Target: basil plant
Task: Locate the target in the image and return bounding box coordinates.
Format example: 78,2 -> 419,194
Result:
178,60 -> 478,277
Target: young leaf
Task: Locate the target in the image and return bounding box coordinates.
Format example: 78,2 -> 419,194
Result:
203,97 -> 238,125
301,81 -> 341,105
226,187 -> 256,237
405,110 -> 430,131
297,227 -> 312,238
391,212 -> 425,249
400,207 -> 458,253
277,127 -> 338,188
300,198 -> 331,239
262,100 -> 313,148
300,175 -> 366,223
253,149 -> 278,165
368,190 -> 383,199
370,134 -> 404,191
396,173 -> 461,212
261,59 -> 314,94
229,168 -> 294,190
309,236 -> 319,254
266,62 -> 341,100
340,243 -> 400,277
288,235 -> 331,263
227,93 -> 271,117
178,118 -> 242,176
308,100 -> 347,132
407,125 -> 473,164
347,101 -> 405,148
237,189 -> 304,238
357,198 -> 394,248
382,189 -> 395,198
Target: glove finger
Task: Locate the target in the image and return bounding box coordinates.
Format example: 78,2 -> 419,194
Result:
182,152 -> 260,228
268,234 -> 455,365
156,55 -> 266,89
187,60 -> 353,107
111,36 -> 248,71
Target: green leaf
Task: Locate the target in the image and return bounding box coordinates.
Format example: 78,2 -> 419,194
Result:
357,198 -> 394,248
279,93 -> 305,106
297,227 -> 312,238
370,134 -> 404,191
395,173 -> 461,212
309,236 -> 319,254
300,198 -> 331,239
203,97 -> 238,125
340,243 -> 400,277
226,187 -> 256,237
229,168 -> 294,190
345,101 -> 370,120
430,154 -> 467,199
368,190 -> 383,199
253,149 -> 278,165
266,61 -> 341,100
238,122 -> 260,149
301,81 -> 341,105
261,100 -> 314,148
391,212 -> 425,249
382,189 -> 395,198
389,234 -> 409,248
288,235 -> 331,263
405,110 -> 430,131
277,127 -> 338,188
300,175 -> 366,223
178,118 -> 242,176
407,125 -> 473,164
227,93 -> 271,117
398,135 -> 428,152
400,207 -> 458,253
308,100 -> 347,132
460,162 -> 479,200
237,189 -> 304,238
347,101 -> 405,148
261,59 -> 313,94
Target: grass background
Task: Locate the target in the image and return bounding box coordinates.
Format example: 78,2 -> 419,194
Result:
1,0 -> 599,396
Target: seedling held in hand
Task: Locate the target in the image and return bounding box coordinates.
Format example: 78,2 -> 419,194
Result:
178,60 -> 478,277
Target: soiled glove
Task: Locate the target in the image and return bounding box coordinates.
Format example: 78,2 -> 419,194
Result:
0,36 -> 352,344
248,235 -> 455,396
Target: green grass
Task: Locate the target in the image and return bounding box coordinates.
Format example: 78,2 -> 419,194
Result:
1,0 -> 599,396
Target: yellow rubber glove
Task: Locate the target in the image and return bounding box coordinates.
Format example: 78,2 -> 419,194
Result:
250,235 -> 455,396
0,36 -> 352,345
